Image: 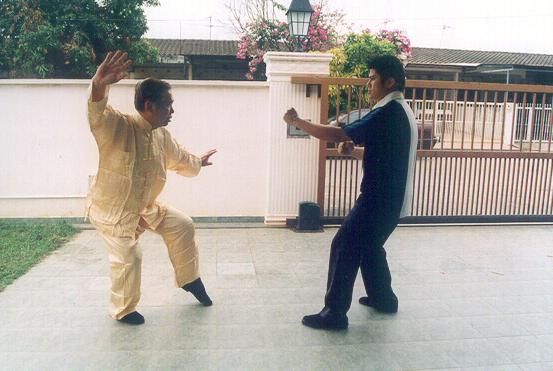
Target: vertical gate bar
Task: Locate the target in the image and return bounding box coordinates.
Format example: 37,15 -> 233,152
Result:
484,157 -> 493,215
432,155 -> 439,215
480,91 -> 489,150
534,158 -> 540,215
513,158 -> 522,214
537,158 -> 546,214
471,157 -> 479,215
457,156 -> 463,215
436,156 -> 443,215
490,91 -> 499,151
504,158 -> 511,214
493,157 -> 502,215
457,156 -> 465,215
431,90 -> 438,151
443,156 -> 452,215
526,158 -> 534,215
517,159 -> 527,214
421,156 -> 428,215
415,155 -> 423,216
500,92 -> 508,150
342,157 -> 348,216
541,158 -> 551,214
476,157 -> 485,215
332,156 -> 339,216
426,156 -> 436,215
421,89 -> 428,150
461,90 -> 469,149
509,157 -> 516,214
528,93 -> 538,152
411,152 -> 419,215
465,157 -> 473,215
528,158 -> 537,215
440,90 -> 447,150
519,93 -> 528,152
495,158 -> 507,215
538,94 -> 547,152
545,159 -> 553,214
523,158 -> 533,215
547,94 -> 553,153
451,90 -> 459,149
346,86 -> 352,127
509,93 -> 518,151
451,156 -> 459,215
470,91 -> 479,150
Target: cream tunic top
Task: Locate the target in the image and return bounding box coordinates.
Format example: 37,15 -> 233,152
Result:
86,85 -> 202,237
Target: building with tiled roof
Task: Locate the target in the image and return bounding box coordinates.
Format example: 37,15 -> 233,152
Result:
407,47 -> 553,85
132,39 -> 251,80
137,38 -> 553,85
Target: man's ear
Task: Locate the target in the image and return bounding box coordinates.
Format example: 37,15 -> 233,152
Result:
385,77 -> 397,90
143,100 -> 155,113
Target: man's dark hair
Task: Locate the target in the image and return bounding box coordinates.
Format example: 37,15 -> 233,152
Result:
134,78 -> 171,111
368,55 -> 406,91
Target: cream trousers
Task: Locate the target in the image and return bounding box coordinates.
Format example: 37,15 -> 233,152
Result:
96,206 -> 200,319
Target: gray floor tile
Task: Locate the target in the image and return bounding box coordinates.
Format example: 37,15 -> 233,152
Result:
1,225 -> 552,370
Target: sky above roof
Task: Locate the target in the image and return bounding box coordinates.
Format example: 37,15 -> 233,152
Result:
144,0 -> 553,54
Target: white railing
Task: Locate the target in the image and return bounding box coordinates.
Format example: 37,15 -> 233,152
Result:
407,99 -> 553,148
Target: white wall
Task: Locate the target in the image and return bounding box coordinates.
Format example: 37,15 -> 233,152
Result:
0,79 -> 270,218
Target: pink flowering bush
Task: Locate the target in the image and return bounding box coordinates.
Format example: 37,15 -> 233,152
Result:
374,29 -> 412,60
236,2 -> 345,80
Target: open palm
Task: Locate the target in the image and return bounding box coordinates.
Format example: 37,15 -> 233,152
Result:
93,51 -> 132,86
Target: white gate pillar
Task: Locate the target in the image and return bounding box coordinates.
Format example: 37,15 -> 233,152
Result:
263,51 -> 333,225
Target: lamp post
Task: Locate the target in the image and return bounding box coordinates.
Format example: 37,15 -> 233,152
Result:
286,0 -> 314,52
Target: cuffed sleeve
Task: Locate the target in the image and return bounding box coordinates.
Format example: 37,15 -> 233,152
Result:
163,129 -> 202,177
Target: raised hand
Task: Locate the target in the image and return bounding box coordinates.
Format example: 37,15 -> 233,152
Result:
201,149 -> 217,167
92,51 -> 132,88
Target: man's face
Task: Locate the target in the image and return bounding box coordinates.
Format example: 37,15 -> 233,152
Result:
150,91 -> 174,128
367,69 -> 395,104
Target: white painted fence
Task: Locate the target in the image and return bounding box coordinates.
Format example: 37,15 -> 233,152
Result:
0,52 -> 333,223
0,79 -> 270,218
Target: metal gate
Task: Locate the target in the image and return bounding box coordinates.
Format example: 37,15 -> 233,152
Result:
291,76 -> 553,223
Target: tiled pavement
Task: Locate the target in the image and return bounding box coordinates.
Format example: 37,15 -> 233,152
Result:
1,224 -> 553,370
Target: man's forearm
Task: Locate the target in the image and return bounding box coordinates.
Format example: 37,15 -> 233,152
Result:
290,118 -> 351,143
91,78 -> 107,102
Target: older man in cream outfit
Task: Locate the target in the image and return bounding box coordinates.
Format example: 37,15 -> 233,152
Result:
87,51 -> 216,325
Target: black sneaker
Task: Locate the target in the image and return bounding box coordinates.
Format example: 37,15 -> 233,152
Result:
302,309 -> 348,330
182,277 -> 213,306
118,311 -> 145,325
359,293 -> 398,314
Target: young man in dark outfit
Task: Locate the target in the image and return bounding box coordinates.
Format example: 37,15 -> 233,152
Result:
283,55 -> 418,330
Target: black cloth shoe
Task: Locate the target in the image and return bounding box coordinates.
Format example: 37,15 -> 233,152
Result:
118,311 -> 145,325
359,293 -> 398,314
302,308 -> 348,330
182,278 -> 212,306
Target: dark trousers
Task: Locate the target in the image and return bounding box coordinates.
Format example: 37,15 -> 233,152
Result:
324,193 -> 399,314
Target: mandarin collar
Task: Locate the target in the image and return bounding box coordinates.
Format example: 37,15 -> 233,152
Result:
371,91 -> 405,111
134,112 -> 153,131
